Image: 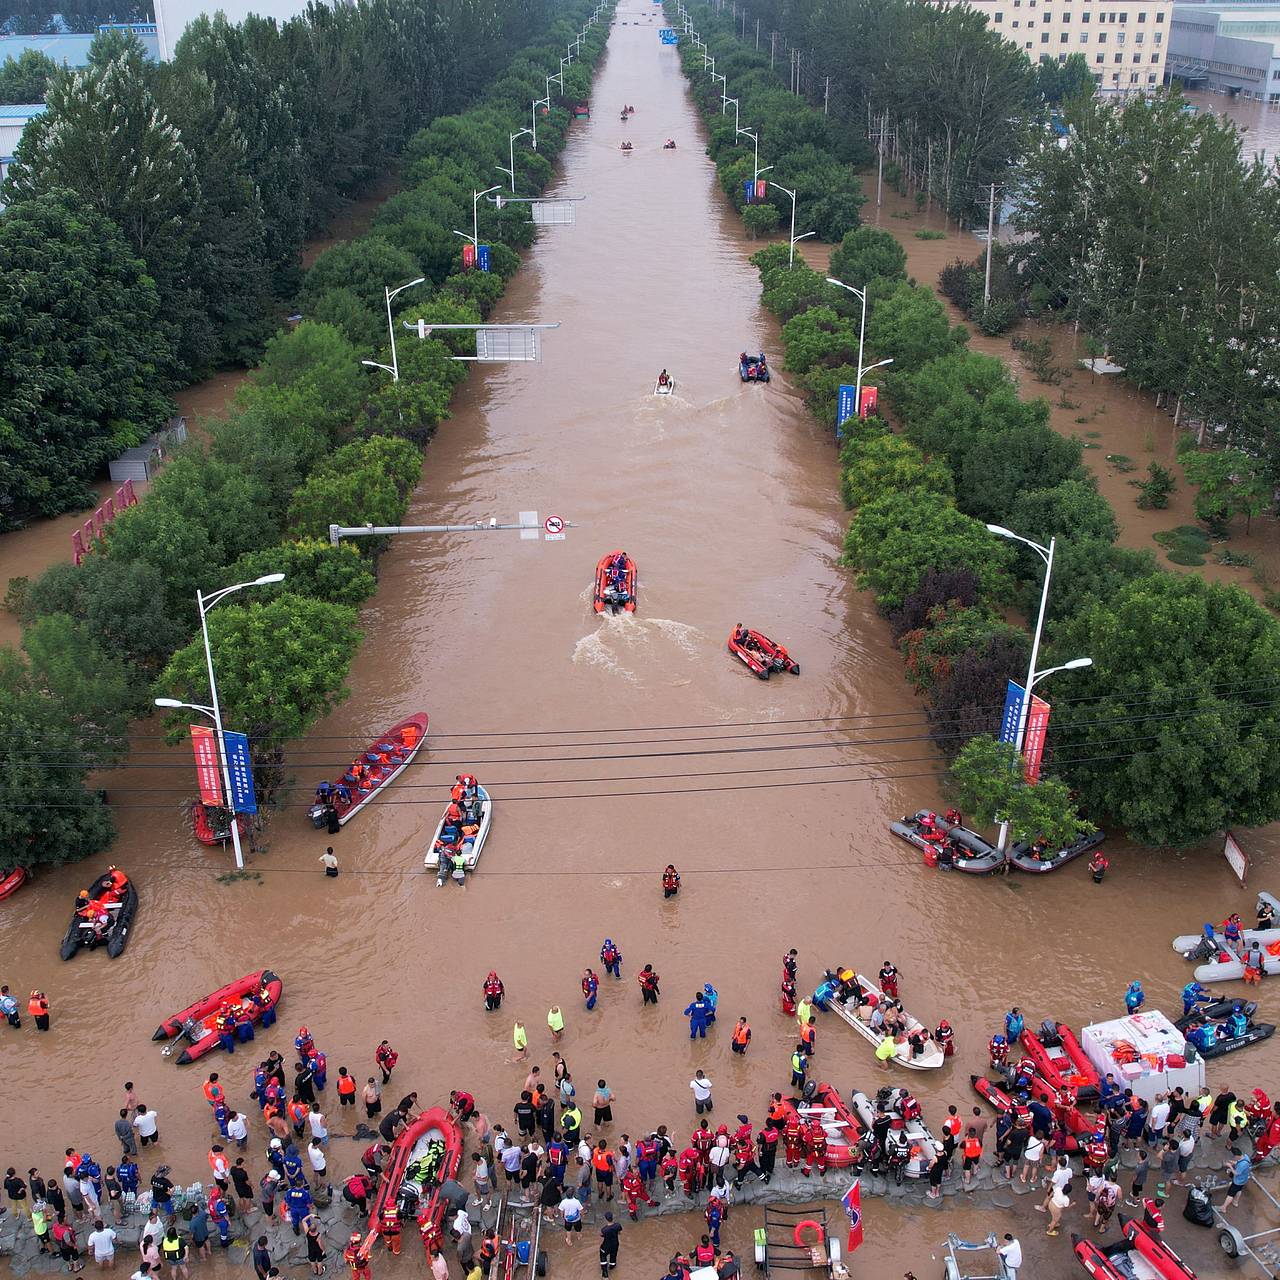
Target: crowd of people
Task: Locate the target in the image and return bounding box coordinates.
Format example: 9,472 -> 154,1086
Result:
2,923 -> 1271,1280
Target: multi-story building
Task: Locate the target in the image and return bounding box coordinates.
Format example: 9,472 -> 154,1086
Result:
1167,3 -> 1280,100
959,0 -> 1175,95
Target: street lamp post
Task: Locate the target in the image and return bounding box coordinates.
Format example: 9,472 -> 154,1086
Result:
737,127 -> 763,183
710,70 -> 728,112
825,276 -> 895,421
362,276 -> 426,382
500,128 -> 535,193
769,181 -> 815,268
154,573 -> 285,871
984,524 -> 1093,853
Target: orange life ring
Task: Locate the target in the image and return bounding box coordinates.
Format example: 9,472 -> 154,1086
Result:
793,1220 -> 825,1248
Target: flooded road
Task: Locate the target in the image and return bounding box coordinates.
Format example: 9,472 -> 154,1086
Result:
0,12 -> 1274,1280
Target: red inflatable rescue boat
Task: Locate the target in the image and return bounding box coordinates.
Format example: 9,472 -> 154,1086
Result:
727,628 -> 800,679
970,1075 -> 1083,1150
307,714 -> 428,828
1021,1021 -> 1099,1100
593,552 -> 637,614
368,1106 -> 463,1254
153,968 -> 282,1064
1072,1214 -> 1197,1278
0,867 -> 28,901
778,1083 -> 864,1166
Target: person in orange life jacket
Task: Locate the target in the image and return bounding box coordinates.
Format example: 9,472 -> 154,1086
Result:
782,1114 -> 804,1168
620,1169 -> 654,1219
662,865 -> 680,898
482,972 -> 504,1011
344,1232 -> 370,1280
214,1006 -> 237,1054
730,1018 -> 751,1055
336,1068 -> 357,1109
800,1017 -> 816,1057
1089,849 -> 1110,883
962,1128 -> 983,1185
694,1236 -> 717,1266
802,1120 -> 828,1176
639,965 -> 660,1004
935,1020 -> 955,1057
600,938 -> 622,978
582,969 -> 599,1011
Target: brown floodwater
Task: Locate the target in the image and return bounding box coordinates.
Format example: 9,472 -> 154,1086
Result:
1,11 -> 1276,1280
1183,87 -> 1280,168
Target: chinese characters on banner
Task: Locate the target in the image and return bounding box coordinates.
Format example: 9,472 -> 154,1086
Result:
836,384 -> 856,430
1022,695 -> 1051,784
190,725 -> 223,807
462,243 -> 476,270
859,385 -> 878,418
755,179 -> 767,201
477,245 -> 491,273
999,680 -> 1025,745
743,179 -> 755,204
223,731 -> 258,814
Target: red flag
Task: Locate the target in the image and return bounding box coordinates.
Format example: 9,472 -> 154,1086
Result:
841,1178 -> 863,1253
858,385 -> 879,419
462,243 -> 476,270
190,724 -> 224,806
1023,695 -> 1051,784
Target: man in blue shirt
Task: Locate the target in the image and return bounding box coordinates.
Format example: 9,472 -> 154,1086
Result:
1222,1147 -> 1252,1210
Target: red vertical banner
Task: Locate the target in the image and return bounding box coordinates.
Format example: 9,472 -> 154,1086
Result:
190,724 -> 224,806
462,243 -> 476,270
1023,696 -> 1051,784
841,1178 -> 864,1253
859,385 -> 879,418
755,178 -> 767,201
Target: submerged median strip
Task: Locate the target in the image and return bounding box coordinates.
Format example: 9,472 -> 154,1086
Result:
672,0 -> 1280,850
5,3 -> 615,870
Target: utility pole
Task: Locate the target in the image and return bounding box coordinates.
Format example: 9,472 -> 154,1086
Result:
876,114 -> 885,208
983,183 -> 996,306
824,75 -> 829,116
770,30 -> 776,70
755,17 -> 760,48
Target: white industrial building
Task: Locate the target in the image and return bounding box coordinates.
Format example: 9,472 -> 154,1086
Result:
0,104 -> 45,198
1167,3 -> 1280,99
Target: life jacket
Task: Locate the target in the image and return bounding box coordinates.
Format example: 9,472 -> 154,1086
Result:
963,1137 -> 981,1160
806,1123 -> 827,1154
732,1023 -> 750,1046
583,974 -> 598,996
288,1101 -> 309,1127
591,1149 -> 614,1173
28,994 -> 47,1017
400,726 -> 419,748
936,1024 -> 954,1047
484,977 -> 503,997
783,1116 -> 802,1143
621,1171 -> 643,1194
691,1129 -> 712,1155
640,970 -> 658,990
601,943 -> 618,963
337,1074 -> 356,1097
791,1052 -> 806,1074
663,868 -> 679,890
162,1236 -> 182,1260
548,1143 -> 567,1169
1143,1200 -> 1164,1233
203,1080 -> 223,1105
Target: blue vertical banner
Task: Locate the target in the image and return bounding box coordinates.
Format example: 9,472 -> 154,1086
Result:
223,731 -> 258,814
743,179 -> 754,205
477,245 -> 491,272
999,680 -> 1026,746
836,384 -> 856,430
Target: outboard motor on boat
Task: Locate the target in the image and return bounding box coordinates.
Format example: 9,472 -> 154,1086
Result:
1039,1019 -> 1062,1048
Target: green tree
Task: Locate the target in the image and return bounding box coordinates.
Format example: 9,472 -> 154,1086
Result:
300,235 -> 423,322
828,226 -> 907,287
900,605 -> 1023,696
956,423 -> 1085,525
226,540 -> 377,608
1050,574 -> 1280,844
742,203 -> 781,238
947,736 -> 1092,847
288,436 -> 422,542
866,281 -> 967,374
4,36 -> 215,375
157,594 -> 362,751
0,650 -> 116,869
840,434 -> 953,510
1008,478 -> 1119,547
0,190 -> 173,527
364,338 -> 468,442
22,613 -> 146,730
1180,447 -> 1270,534
780,306 -> 860,374
843,490 -> 1013,610
0,49 -> 58,103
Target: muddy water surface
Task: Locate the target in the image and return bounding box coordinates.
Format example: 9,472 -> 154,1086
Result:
0,13 -> 1275,1280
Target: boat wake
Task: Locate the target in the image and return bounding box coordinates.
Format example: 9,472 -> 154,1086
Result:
572,615 -> 705,680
